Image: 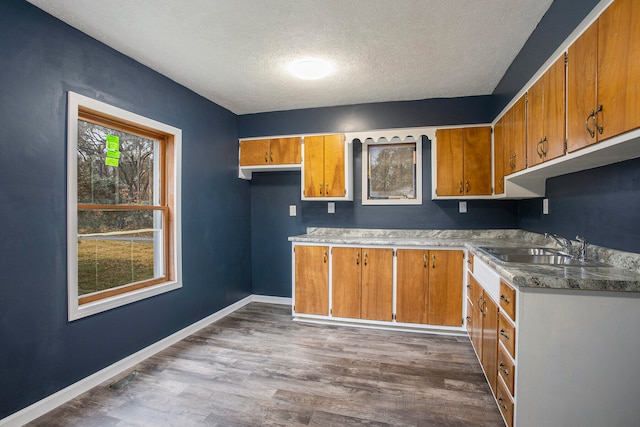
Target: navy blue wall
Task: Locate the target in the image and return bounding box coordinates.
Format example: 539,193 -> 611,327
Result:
519,157 -> 640,253
0,0 -> 250,418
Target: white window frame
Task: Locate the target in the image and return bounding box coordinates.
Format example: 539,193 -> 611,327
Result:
361,136 -> 423,205
67,91 -> 182,321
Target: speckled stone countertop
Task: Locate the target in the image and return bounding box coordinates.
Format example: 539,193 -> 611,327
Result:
289,228 -> 640,293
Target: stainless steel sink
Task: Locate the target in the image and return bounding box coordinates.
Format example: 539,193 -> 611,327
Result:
480,247 -> 560,256
478,246 -> 610,267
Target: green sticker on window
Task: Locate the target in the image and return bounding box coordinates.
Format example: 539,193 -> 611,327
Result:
106,149 -> 121,159
106,134 -> 120,151
105,157 -> 119,167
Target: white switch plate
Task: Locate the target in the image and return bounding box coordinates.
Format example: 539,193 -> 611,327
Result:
459,201 -> 467,213
289,205 -> 296,216
543,198 -> 549,215
328,202 -> 335,214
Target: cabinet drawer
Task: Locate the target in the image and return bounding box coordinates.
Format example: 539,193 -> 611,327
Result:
498,343 -> 515,397
499,279 -> 516,321
499,313 -> 516,358
496,376 -> 514,427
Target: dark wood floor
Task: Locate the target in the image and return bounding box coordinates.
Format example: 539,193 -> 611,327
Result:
29,303 -> 503,426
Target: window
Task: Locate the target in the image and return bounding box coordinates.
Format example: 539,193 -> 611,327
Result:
67,92 -> 182,321
361,136 -> 422,205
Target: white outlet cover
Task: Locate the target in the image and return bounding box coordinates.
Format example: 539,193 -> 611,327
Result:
459,201 -> 467,213
543,198 -> 549,215
328,202 -> 335,214
289,205 -> 296,216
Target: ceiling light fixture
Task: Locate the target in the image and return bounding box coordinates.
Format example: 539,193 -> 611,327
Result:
289,58 -> 333,80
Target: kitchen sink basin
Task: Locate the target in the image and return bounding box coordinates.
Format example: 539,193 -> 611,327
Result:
480,247 -> 560,256
478,246 -> 610,267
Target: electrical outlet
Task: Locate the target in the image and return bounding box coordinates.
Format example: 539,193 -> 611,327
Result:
328,202 -> 335,214
543,198 -> 549,215
289,205 -> 296,216
459,201 -> 467,213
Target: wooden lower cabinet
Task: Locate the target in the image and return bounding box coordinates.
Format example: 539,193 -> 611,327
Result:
294,245 -> 329,315
331,247 -> 393,321
467,273 -> 499,395
396,249 -> 463,326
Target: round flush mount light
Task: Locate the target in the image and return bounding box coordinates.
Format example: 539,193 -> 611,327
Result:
289,58 -> 333,80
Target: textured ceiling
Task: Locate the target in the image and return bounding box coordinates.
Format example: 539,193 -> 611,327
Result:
26,0 -> 553,115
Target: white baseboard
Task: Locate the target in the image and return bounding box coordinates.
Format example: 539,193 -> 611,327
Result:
251,295 -> 291,305
0,294 -> 285,427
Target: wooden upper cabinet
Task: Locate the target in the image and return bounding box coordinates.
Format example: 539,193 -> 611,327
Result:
527,55 -> 567,167
322,134 -> 346,198
360,248 -> 394,321
494,116 -> 505,195
463,127 -> 492,195
396,249 -> 429,324
504,95 -> 527,175
239,137 -> 301,166
596,0 -> 640,141
428,250 -> 463,326
239,138 -> 270,166
568,0 -> 640,152
270,137 -> 301,165
303,134 -> 346,198
435,126 -> 491,196
435,128 -> 464,196
294,245 -> 329,316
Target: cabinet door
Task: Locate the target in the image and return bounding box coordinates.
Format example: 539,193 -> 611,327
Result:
396,249 -> 428,324
428,250 -> 463,326
435,128 -> 464,196
567,22 -> 598,152
510,95 -> 528,174
303,135 -> 325,197
294,245 -> 329,315
331,247 -> 361,319
361,248 -> 393,321
481,295 -> 499,394
239,139 -> 270,166
597,0 -> 640,142
543,55 -> 567,161
468,274 -> 484,356
494,116 -> 505,195
323,134 -> 345,197
527,76 -> 545,167
270,137 -> 301,165
462,127 -> 492,195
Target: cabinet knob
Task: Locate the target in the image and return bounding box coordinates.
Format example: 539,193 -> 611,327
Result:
499,329 -> 510,340
323,250 -> 327,263
465,180 -> 469,193
423,253 -> 427,268
319,184 -> 323,195
363,252 -> 368,266
264,152 -> 269,163
355,251 -> 359,265
431,254 -> 436,269
500,294 -> 510,304
458,180 -> 463,194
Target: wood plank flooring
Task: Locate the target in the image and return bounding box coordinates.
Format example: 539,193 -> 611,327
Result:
28,303 -> 503,426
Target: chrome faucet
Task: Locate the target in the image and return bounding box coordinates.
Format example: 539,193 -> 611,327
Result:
544,233 -> 574,256
575,235 -> 589,262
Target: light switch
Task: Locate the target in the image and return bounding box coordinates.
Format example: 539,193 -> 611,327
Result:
289,205 -> 296,216
543,198 -> 549,215
328,202 -> 335,214
459,201 -> 467,213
